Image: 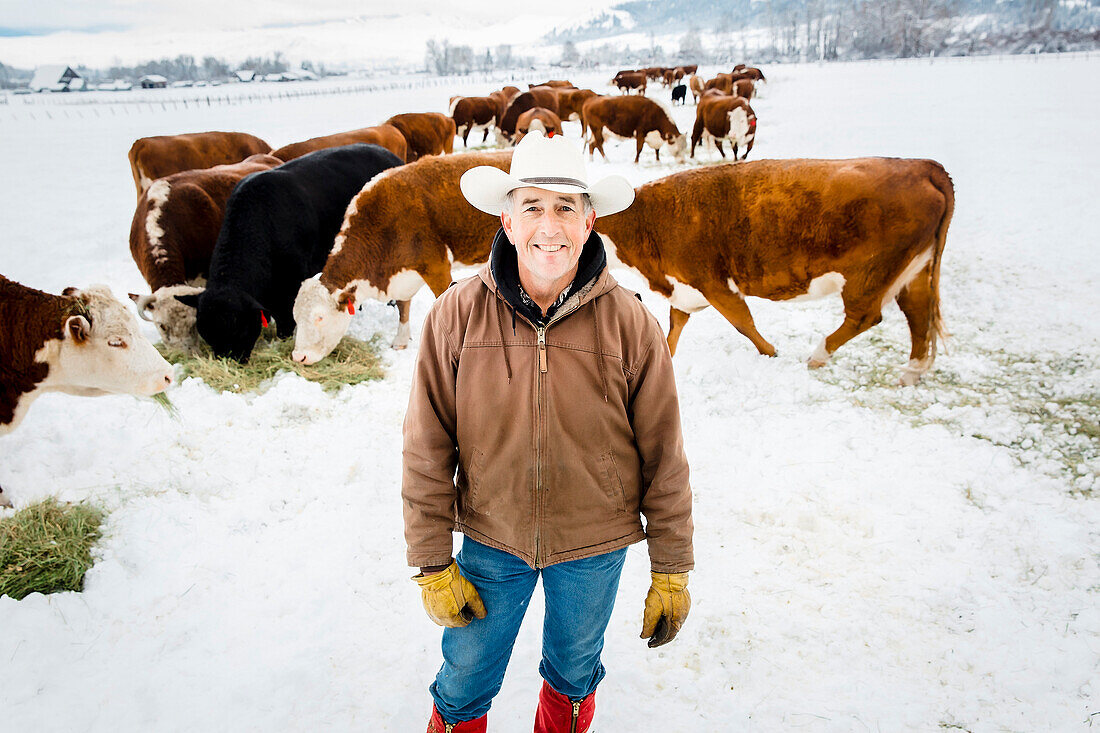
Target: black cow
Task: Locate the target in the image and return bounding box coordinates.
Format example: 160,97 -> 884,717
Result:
175,144 -> 403,361
672,84 -> 687,106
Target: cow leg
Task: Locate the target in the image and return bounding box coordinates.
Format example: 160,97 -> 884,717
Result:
894,263 -> 937,385
392,299 -> 412,350
482,127 -> 490,143
667,307 -> 692,356
704,289 -> 777,357
634,135 -> 644,163
715,140 -> 726,159
462,128 -> 470,147
732,142 -> 739,160
810,308 -> 884,369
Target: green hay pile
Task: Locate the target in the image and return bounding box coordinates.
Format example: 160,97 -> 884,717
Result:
158,334 -> 385,394
0,498 -> 104,600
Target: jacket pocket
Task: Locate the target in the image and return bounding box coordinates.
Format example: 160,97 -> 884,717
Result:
597,450 -> 627,514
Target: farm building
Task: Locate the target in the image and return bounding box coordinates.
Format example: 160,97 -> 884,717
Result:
29,65 -> 82,92
139,74 -> 167,89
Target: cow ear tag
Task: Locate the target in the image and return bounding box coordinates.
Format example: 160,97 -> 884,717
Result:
346,301 -> 356,315
260,312 -> 269,328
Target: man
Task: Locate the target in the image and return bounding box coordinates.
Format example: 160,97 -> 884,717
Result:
402,130 -> 693,733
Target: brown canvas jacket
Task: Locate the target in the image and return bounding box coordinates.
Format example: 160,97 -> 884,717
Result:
401,259 -> 693,572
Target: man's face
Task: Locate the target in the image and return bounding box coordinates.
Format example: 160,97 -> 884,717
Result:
501,187 -> 596,289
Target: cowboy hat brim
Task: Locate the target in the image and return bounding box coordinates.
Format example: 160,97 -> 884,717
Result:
460,165 -> 635,217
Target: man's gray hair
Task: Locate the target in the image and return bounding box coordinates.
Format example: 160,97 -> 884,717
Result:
505,189 -> 593,216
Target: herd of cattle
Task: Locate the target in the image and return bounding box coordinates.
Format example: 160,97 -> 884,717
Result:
0,63 -> 957,506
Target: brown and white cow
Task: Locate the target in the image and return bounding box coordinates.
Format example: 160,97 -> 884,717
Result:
596,158 -> 954,384
612,71 -> 647,95
514,108 -> 562,143
582,95 -> 687,163
741,66 -> 766,82
732,77 -> 756,100
291,151 -> 513,363
689,74 -> 705,103
126,154 -> 283,354
384,112 -> 457,163
498,88 -> 561,142
680,64 -> 699,75
488,87 -> 521,126
127,131 -> 272,197
691,93 -> 757,160
449,96 -> 500,147
704,74 -> 734,95
529,80 -> 575,89
554,88 -> 599,123
270,124 -> 407,162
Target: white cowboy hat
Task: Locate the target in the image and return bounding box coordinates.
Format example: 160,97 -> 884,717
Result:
460,130 -> 635,217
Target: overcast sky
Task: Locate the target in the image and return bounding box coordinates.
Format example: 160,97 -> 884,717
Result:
0,1 -> 617,35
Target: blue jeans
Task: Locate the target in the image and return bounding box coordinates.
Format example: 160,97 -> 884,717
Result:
430,536 -> 629,723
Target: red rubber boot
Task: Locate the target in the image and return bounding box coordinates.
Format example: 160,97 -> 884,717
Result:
427,706 -> 487,733
533,680 -> 595,733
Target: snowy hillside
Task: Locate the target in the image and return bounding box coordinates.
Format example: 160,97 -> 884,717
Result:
0,53 -> 1097,730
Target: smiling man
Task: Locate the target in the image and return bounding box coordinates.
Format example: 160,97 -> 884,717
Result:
402,131 -> 694,732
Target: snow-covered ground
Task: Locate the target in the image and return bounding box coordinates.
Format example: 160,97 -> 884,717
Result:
1,54 -> 1098,731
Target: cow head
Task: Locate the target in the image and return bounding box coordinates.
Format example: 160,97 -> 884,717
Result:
291,278 -> 353,365
665,132 -> 688,162
129,284 -> 204,354
52,285 -> 173,397
180,286 -> 266,363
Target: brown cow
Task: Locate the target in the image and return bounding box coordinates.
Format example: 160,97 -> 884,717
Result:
596,159 -> 954,384
733,63 -> 747,72
515,108 -> 562,143
689,74 -> 705,103
680,64 -> 699,75
498,88 -> 560,142
612,71 -> 647,95
643,67 -> 667,81
582,95 -> 687,163
663,69 -> 676,87
732,78 -> 756,100
692,93 -> 757,160
704,74 -> 734,95
384,112 -> 456,162
126,154 -> 283,353
128,131 -> 271,197
529,80 -> 574,88
270,124 -> 407,162
742,67 -> 766,82
449,96 -> 500,147
555,88 -> 599,122
291,151 -> 513,363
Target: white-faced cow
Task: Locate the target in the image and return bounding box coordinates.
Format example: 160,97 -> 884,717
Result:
291,151 -> 513,364
514,108 -> 562,143
127,131 -> 272,198
581,95 -> 687,163
595,158 -> 955,384
449,96 -> 500,147
691,93 -> 757,160
127,154 -> 283,354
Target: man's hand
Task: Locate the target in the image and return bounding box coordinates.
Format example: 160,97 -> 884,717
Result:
640,571 -> 691,648
414,561 -> 487,628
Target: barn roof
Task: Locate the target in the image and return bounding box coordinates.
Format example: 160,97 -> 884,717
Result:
29,65 -> 81,91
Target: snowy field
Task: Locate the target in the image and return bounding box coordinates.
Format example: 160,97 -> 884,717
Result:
1,54 -> 1098,731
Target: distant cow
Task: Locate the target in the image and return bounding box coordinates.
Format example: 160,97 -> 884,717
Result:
498,88 -> 561,142
529,80 -> 574,89
680,64 -> 698,75
612,71 -> 647,95
582,95 -> 687,163
384,112 -> 456,163
489,87 -> 521,123
689,74 -> 705,103
449,96 -> 500,147
663,69 -> 676,87
742,67 -> 766,82
672,84 -> 687,105
704,74 -> 734,95
554,88 -> 599,122
127,154 -> 283,354
128,131 -> 272,197
732,78 -> 756,100
691,94 -> 757,160
174,144 -> 404,362
733,63 -> 747,72
596,159 -> 954,384
291,151 -> 513,364
0,275 -> 173,437
515,108 -> 562,143
270,124 -> 407,162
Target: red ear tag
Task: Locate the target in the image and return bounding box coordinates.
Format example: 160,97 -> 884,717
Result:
548,131 -> 555,138
346,301 -> 356,315
260,312 -> 269,328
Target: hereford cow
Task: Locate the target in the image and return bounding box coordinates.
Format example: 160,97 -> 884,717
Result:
680,64 -> 699,75
449,96 -> 500,147
742,67 -> 766,82
514,108 -> 562,143
732,78 -> 756,100
384,112 -> 456,163
291,151 -> 513,364
596,159 -> 954,384
270,124 -> 407,162
689,74 -> 705,103
704,74 -> 734,95
174,144 -> 404,362
127,154 -> 283,354
582,95 -> 687,163
554,88 -> 599,122
489,88 -> 521,124
128,131 -> 272,197
663,69 -> 676,87
498,88 -> 560,142
672,84 -> 687,105
529,80 -> 574,89
733,63 -> 747,72
691,94 -> 757,160
612,71 -> 647,95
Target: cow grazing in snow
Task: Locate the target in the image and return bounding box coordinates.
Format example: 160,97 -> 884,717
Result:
581,95 -> 687,163
127,131 -> 272,197
174,144 -> 404,362
691,93 -> 758,160
514,108 -> 562,143
672,84 -> 687,105
449,96 -> 500,147
291,151 -> 513,364
270,124 -> 407,163
554,88 -> 599,123
384,113 -> 456,163
127,154 -> 283,354
689,74 -> 705,103
498,88 -> 561,142
595,158 -> 955,384
611,71 -> 647,95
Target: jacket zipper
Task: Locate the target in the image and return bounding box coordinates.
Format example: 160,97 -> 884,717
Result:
534,324 -> 545,567
571,700 -> 581,732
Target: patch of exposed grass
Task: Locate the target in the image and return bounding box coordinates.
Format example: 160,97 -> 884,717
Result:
0,498 -> 104,600
157,334 -> 385,394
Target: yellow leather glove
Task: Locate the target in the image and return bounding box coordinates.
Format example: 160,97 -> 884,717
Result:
640,571 -> 691,648
413,561 -> 487,628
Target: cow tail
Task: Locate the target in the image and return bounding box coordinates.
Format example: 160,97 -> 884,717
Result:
927,161 -> 955,357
